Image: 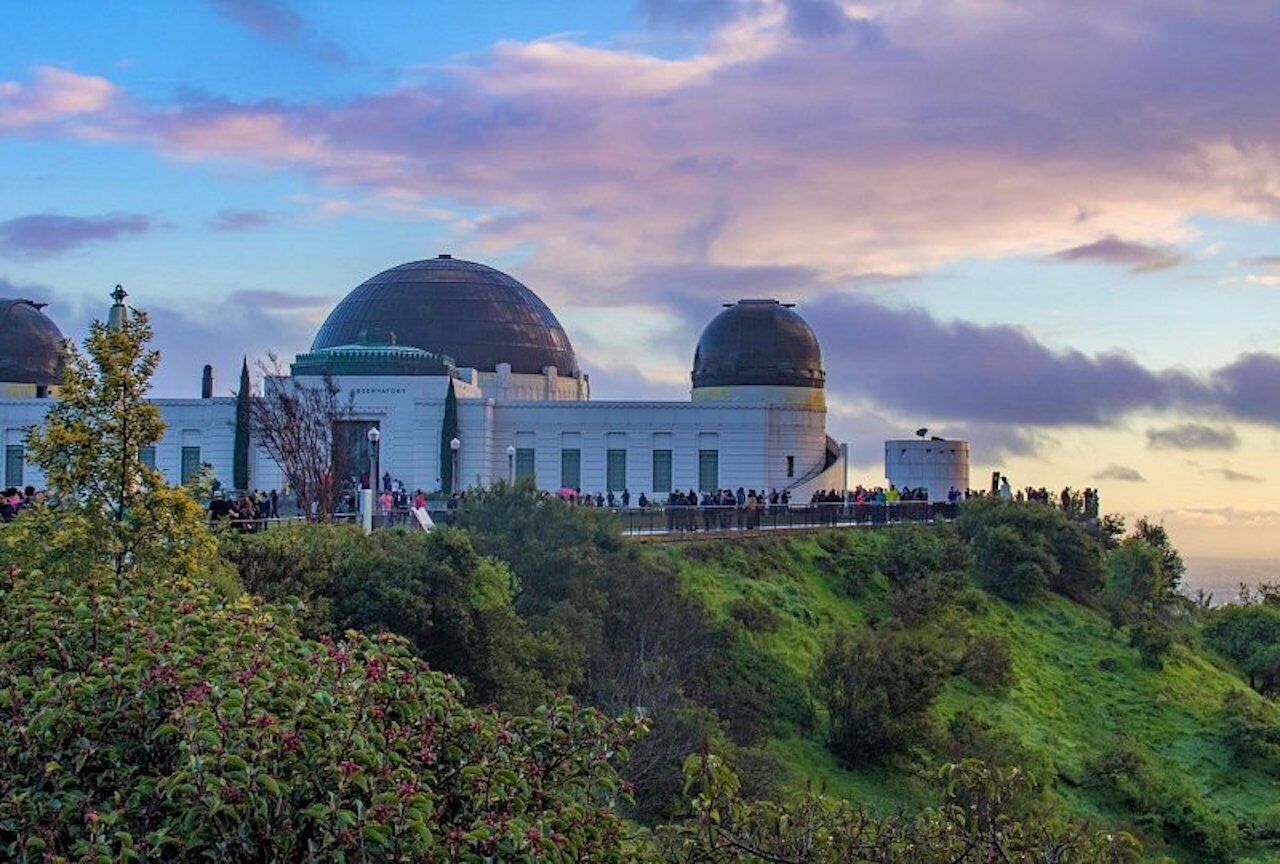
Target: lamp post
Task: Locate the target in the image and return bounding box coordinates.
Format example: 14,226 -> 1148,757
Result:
449,437 -> 461,495
367,426 -> 381,495
506,445 -> 516,485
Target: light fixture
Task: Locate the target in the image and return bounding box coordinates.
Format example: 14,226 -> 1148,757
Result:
367,427 -> 381,445
450,437 -> 461,451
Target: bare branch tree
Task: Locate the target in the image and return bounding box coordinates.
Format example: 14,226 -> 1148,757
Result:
250,354 -> 354,521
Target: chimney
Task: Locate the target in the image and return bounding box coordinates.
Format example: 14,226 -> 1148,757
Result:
201,364 -> 214,399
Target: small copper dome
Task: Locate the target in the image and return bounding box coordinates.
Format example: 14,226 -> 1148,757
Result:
0,298 -> 64,386
692,299 -> 823,389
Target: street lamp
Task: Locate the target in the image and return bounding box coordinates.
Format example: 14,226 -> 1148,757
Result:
506,445 -> 516,485
449,437 -> 461,495
367,426 -> 381,496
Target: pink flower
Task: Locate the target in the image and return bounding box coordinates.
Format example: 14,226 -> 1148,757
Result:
339,760 -> 358,778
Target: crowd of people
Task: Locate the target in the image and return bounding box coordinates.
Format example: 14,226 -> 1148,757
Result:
1,486 -> 42,522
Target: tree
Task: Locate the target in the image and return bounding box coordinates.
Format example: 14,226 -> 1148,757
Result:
439,377 -> 458,493
249,356 -> 353,521
13,308 -> 221,586
232,356 -> 251,491
814,628 -> 947,766
1132,517 -> 1186,595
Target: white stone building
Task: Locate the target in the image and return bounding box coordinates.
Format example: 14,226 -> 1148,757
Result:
1,256 -> 851,499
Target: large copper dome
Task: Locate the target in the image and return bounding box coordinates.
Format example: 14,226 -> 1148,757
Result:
0,298 -> 64,386
311,255 -> 578,375
692,299 -> 823,389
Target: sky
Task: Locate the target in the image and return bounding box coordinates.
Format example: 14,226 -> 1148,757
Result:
2,0 -> 1280,559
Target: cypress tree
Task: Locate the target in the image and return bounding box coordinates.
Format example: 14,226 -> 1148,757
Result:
233,357 -> 251,491
439,378 -> 458,493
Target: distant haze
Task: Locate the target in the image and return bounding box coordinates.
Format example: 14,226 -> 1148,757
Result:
1183,557 -> 1277,606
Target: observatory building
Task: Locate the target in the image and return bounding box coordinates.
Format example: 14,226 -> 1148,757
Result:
0,256 -> 851,498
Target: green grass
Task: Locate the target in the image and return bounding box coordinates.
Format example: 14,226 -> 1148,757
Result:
659,528 -> 1280,863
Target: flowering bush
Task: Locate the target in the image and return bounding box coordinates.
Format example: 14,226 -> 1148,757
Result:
0,565 -> 645,861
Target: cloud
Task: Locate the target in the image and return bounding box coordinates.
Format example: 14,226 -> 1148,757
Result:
1146,423 -> 1239,451
637,0 -> 744,29
0,213 -> 151,257
806,293 -> 1198,426
1052,235 -> 1185,273
1094,464 -> 1147,482
0,66 -> 116,130
228,289 -> 334,311
9,0 -> 1280,292
1203,466 -> 1263,483
208,0 -> 303,43
208,209 -> 272,231
1210,353 -> 1280,423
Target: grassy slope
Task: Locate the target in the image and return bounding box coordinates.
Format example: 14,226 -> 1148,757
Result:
660,530 -> 1279,862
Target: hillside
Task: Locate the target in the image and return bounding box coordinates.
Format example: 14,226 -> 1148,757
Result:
662,529 -> 1280,862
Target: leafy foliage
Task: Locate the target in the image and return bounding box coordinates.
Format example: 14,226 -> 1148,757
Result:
957,633 -> 1015,691
656,753 -> 1142,863
882,524 -> 970,623
958,498 -> 1103,603
220,522 -> 568,712
814,628 -> 947,766
1205,599 -> 1280,696
9,309 -> 227,589
0,562 -> 642,862
1084,736 -> 1240,861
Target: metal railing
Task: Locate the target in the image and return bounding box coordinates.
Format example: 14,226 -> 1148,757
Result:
615,501 -> 956,536
206,501 -> 959,537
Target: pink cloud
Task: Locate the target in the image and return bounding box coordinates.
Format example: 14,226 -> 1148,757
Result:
0,66 -> 117,130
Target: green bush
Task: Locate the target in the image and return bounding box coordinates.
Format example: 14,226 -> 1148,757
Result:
958,633 -> 1015,691
1084,737 -> 1239,861
882,525 -> 970,623
695,630 -> 815,744
814,531 -> 885,598
220,523 -> 566,712
1221,690 -> 1280,775
727,595 -> 781,631
1205,602 -> 1280,696
0,565 -> 640,862
814,628 -> 947,766
957,498 -> 1104,603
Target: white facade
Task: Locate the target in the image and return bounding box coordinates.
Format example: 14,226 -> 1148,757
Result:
884,439 -> 970,501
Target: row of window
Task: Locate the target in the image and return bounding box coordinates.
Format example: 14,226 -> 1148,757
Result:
521,447 -> 723,493
3,446 -> 205,488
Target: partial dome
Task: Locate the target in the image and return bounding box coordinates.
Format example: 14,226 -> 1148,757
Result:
692,299 -> 824,389
311,255 -> 578,375
0,298 -> 64,386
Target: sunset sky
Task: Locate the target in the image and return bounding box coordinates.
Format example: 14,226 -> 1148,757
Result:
2,0 -> 1279,559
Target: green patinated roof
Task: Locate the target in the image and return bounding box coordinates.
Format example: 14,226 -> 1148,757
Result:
290,342 -> 459,378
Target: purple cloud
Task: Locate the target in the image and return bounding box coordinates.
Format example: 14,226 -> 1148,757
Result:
208,209 -> 272,231
1146,423 -> 1239,451
1203,467 -> 1263,484
1053,235 -> 1185,274
1094,465 -> 1147,482
208,0 -> 303,43
1210,353 -> 1280,423
806,294 -> 1198,426
0,213 -> 151,257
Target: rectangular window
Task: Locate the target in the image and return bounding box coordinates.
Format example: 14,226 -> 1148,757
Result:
786,455 -> 795,478
698,449 -> 719,493
515,448 -> 536,482
560,448 -> 581,490
652,449 -> 673,494
4,445 -> 23,487
606,448 -> 627,492
140,446 -> 157,470
180,446 -> 201,484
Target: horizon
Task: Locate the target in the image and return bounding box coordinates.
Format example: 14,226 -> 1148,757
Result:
3,0 -> 1280,562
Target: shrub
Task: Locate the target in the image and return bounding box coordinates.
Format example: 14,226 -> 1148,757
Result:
1205,602 -> 1280,696
814,531 -> 885,599
695,630 -> 815,744
1221,690 -> 1280,775
815,628 -> 947,766
1084,737 -> 1239,861
221,523 -> 566,712
958,634 -> 1015,691
957,498 -> 1104,603
1128,620 -> 1174,669
882,525 -> 970,623
727,595 -> 781,631
0,565 -> 640,861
